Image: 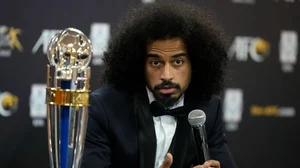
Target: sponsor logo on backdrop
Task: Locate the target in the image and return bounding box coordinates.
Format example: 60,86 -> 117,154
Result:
32,23 -> 111,66
279,30 -> 298,73
231,0 -> 255,4
223,88 -> 244,131
0,91 -> 19,117
250,105 -> 295,117
142,0 -> 155,3
90,23 -> 110,66
29,84 -> 47,127
275,0 -> 300,3
228,36 -> 271,62
32,29 -> 61,54
0,25 -> 23,57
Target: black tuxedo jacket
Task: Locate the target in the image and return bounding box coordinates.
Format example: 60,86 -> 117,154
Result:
81,86 -> 236,168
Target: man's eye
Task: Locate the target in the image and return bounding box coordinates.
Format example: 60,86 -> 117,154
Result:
174,60 -> 183,65
151,60 -> 160,66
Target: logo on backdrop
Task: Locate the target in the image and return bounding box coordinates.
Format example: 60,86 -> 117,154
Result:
0,25 -> 23,57
250,105 -> 295,118
90,23 -> 110,66
231,0 -> 255,4
0,91 -> 19,117
223,88 -> 244,131
228,36 -> 271,62
32,29 -> 61,54
279,30 -> 298,73
142,0 -> 155,3
275,0 -> 300,3
32,23 -> 111,66
29,84 -> 47,127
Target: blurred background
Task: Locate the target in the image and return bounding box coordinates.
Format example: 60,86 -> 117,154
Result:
0,0 -> 299,167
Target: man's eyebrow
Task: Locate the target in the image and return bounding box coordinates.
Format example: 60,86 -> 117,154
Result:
172,53 -> 187,58
146,54 -> 160,58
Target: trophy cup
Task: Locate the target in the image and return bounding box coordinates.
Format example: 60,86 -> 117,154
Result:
45,28 -> 92,168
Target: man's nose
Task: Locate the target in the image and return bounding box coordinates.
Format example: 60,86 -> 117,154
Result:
160,64 -> 173,81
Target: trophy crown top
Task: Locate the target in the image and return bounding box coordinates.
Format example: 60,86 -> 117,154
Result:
47,27 -> 92,73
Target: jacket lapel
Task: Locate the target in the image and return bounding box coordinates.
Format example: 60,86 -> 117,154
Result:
168,94 -> 204,168
168,115 -> 193,168
133,89 -> 157,168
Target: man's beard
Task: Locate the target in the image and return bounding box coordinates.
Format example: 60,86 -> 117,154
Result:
150,80 -> 182,108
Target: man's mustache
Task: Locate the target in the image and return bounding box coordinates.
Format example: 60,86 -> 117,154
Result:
154,80 -> 180,90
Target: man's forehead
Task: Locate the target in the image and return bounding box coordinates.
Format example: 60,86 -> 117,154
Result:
146,53 -> 187,58
147,38 -> 186,53
147,38 -> 185,47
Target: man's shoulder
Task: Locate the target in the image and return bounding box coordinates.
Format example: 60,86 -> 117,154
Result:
89,85 -> 134,121
199,95 -> 221,107
195,95 -> 222,120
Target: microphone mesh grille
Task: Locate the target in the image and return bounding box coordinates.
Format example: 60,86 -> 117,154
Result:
188,109 -> 206,126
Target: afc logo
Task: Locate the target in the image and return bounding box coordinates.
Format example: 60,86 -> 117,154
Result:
228,36 -> 271,63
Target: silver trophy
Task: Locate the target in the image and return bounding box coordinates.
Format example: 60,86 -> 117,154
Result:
45,28 -> 92,168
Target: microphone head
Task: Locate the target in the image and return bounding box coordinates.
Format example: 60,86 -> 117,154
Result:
188,109 -> 206,126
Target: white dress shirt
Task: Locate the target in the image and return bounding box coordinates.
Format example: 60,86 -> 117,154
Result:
146,87 -> 184,168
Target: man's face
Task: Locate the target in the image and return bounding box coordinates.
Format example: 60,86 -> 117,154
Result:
145,38 -> 192,107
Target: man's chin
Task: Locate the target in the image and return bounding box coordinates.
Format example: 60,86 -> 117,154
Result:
154,94 -> 180,108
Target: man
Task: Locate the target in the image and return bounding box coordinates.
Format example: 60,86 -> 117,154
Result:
82,1 -> 236,168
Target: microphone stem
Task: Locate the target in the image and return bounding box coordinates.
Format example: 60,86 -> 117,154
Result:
192,124 -> 210,164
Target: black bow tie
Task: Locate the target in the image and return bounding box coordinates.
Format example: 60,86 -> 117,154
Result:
150,101 -> 188,117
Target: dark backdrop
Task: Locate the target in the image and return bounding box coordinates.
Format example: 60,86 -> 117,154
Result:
0,0 -> 299,167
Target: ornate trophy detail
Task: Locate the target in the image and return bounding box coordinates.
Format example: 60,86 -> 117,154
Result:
46,28 -> 92,168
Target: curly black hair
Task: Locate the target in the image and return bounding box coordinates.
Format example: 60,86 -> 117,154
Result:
102,0 -> 229,100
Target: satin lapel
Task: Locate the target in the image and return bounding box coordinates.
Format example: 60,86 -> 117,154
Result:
133,90 -> 157,168
168,94 -> 205,168
169,115 -> 192,168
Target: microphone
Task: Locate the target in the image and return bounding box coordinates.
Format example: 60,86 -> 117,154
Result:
188,109 -> 210,165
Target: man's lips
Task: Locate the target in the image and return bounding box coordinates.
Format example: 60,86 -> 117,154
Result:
159,88 -> 176,94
